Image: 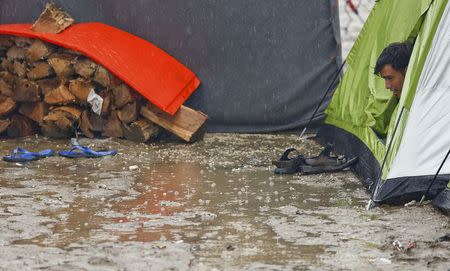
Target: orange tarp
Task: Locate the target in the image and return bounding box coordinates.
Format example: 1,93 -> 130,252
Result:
0,23 -> 200,115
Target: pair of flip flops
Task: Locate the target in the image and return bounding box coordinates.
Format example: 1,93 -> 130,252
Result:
3,145 -> 117,162
272,145 -> 358,174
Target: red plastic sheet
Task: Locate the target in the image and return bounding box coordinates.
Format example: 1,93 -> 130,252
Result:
0,23 -> 200,115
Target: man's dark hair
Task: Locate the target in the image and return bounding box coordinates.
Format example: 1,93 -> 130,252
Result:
374,42 -> 413,75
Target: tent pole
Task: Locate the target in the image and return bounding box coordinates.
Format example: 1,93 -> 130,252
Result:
300,60 -> 346,138
419,149 -> 450,203
367,106 -> 405,210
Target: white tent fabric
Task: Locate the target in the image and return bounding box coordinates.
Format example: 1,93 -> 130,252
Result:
388,2 -> 450,179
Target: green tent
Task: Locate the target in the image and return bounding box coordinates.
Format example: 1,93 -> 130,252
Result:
317,0 -> 450,213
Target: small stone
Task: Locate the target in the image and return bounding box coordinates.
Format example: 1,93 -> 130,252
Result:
129,165 -> 139,171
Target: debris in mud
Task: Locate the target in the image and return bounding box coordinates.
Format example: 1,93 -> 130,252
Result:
226,244 -> 235,251
392,240 -> 404,251
436,233 -> 450,242
404,200 -> 417,207
128,165 -> 139,171
392,239 -> 416,252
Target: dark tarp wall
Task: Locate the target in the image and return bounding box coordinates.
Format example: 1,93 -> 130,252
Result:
0,0 -> 341,132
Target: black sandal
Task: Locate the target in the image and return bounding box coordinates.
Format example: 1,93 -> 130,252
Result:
272,148 -> 305,174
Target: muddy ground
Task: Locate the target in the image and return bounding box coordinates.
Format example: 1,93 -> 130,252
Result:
0,133 -> 449,270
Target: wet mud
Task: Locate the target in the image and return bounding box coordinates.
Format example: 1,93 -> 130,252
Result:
0,133 -> 449,270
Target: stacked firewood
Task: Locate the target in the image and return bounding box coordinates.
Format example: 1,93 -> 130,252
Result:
0,3 -> 207,143
0,35 -> 207,143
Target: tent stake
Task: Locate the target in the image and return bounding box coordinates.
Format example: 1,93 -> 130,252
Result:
300,60 -> 346,138
367,106 -> 405,210
419,148 -> 450,204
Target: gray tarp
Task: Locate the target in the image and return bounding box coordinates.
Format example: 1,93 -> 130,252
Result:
0,0 -> 341,132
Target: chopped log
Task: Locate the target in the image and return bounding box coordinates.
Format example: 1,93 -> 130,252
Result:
1,58 -> 14,73
140,104 -> 208,143
26,39 -> 55,62
93,65 -> 119,87
32,3 -> 75,34
123,118 -> 159,143
0,119 -> 10,134
0,78 -> 13,96
68,78 -> 94,104
13,37 -> 33,47
27,61 -> 55,80
37,77 -> 59,96
19,102 -> 48,123
47,53 -> 75,79
112,84 -> 133,108
0,71 -> 16,85
117,101 -> 138,124
53,106 -> 82,120
89,113 -> 105,132
98,89 -> 111,115
41,122 -> 72,138
0,97 -> 16,117
44,84 -> 76,105
102,111 -> 123,138
12,60 -> 27,77
60,48 -> 83,56
43,106 -> 81,132
0,36 -> 14,49
7,114 -> 36,137
13,79 -> 41,102
80,110 -> 94,138
73,58 -> 97,78
6,46 -> 26,61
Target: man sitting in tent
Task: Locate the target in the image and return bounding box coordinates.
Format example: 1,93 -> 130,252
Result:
374,42 -> 413,98
370,41 -> 413,138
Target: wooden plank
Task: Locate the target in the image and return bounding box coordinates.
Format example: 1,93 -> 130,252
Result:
140,104 -> 208,143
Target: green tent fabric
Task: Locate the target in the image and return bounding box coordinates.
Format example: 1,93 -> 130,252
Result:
383,0 -> 448,178
324,0 -> 433,165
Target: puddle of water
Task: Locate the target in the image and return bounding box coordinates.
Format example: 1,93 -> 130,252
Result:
0,134 -> 449,270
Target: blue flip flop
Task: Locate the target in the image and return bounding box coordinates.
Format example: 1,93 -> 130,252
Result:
3,148 -> 55,162
58,145 -> 117,158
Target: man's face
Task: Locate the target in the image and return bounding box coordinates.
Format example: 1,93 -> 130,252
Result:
379,64 -> 405,98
